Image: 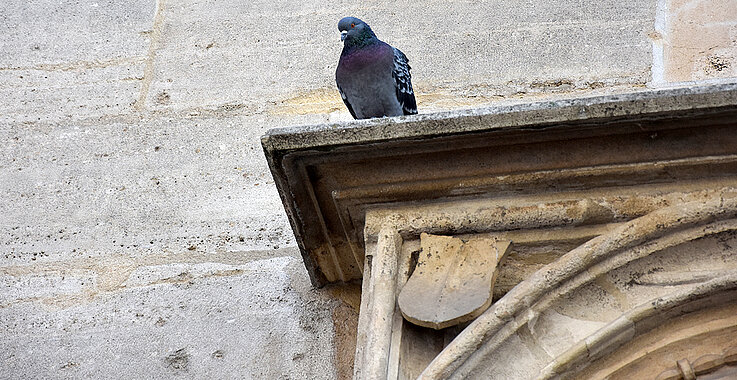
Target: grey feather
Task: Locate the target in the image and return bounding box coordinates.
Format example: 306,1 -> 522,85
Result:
391,47 -> 417,115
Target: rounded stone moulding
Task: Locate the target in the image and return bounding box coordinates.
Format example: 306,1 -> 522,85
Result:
420,192 -> 737,380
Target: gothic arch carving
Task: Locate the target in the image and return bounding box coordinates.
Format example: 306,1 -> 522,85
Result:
263,83 -> 737,379
420,194 -> 737,379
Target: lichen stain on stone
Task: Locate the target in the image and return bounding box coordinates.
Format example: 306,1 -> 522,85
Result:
155,91 -> 171,105
708,56 -> 730,71
269,80 -> 641,117
332,302 -> 359,380
165,348 -> 189,371
529,79 -> 575,90
619,196 -> 670,217
704,55 -> 731,76
270,88 -> 344,115
269,85 -> 505,116
40,293 -> 95,311
325,281 -> 362,311
414,91 -> 503,109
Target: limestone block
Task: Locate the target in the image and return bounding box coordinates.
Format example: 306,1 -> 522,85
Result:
0,0 -> 155,123
143,0 -> 656,116
663,0 -> 737,82
0,114 -> 301,268
398,233 -> 510,330
0,254 -> 338,379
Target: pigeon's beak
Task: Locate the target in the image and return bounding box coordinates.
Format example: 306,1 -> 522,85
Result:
340,31 -> 347,41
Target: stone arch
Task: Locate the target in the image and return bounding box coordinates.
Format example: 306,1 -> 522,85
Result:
420,194 -> 737,379
557,278 -> 737,380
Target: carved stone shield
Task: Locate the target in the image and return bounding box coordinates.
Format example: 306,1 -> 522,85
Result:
398,233 -> 511,330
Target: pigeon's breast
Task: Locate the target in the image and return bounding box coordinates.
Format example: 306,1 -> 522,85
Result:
336,42 -> 401,118
337,43 -> 394,74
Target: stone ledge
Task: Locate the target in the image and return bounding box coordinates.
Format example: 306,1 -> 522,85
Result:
262,80 -> 737,286
262,80 -> 737,152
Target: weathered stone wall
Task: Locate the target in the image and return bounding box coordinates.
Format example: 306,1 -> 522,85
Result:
657,0 -> 737,82
1,0 -> 734,378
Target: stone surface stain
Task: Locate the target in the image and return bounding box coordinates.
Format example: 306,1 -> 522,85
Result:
165,348 -> 189,371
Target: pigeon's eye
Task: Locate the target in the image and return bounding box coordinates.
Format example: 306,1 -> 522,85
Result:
351,23 -> 355,28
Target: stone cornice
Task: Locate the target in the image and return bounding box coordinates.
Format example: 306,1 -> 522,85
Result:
262,81 -> 737,286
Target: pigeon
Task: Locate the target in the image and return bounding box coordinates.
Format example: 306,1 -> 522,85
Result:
335,17 -> 417,119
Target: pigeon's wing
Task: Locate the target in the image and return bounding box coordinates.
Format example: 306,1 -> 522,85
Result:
391,47 -> 417,115
337,84 -> 357,119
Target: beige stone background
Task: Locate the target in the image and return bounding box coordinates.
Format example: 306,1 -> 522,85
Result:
660,0 -> 737,82
0,0 -> 734,378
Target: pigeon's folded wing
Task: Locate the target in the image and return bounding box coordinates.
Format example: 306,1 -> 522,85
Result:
392,47 -> 417,115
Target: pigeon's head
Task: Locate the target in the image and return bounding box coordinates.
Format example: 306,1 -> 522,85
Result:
338,17 -> 376,44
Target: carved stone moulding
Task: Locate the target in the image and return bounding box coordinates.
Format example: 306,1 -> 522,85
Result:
358,192 -> 737,380
262,81 -> 737,379
422,194 -> 737,379
262,82 -> 737,287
